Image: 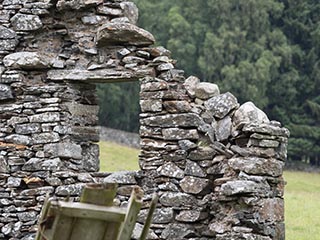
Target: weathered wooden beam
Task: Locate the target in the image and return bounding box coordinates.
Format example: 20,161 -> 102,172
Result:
139,194 -> 158,240
69,183 -> 119,240
50,202 -> 126,222
117,187 -> 143,240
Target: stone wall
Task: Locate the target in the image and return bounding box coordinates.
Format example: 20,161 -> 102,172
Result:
100,127 -> 140,148
0,0 -> 289,239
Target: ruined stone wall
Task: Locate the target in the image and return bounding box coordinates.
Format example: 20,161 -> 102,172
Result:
0,1 -> 288,239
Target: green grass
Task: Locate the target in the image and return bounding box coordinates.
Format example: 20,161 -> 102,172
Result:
284,171 -> 320,240
99,141 -> 320,239
99,141 -> 139,172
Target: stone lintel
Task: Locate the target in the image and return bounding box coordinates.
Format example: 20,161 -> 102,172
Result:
47,69 -> 153,83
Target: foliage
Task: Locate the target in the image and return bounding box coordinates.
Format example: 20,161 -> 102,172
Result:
98,0 -> 320,165
97,82 -> 140,133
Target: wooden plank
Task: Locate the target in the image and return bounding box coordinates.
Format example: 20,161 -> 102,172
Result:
117,187 -> 143,240
35,195 -> 51,240
50,210 -> 74,240
139,194 -> 158,240
69,183 -> 119,240
102,222 -> 122,240
80,183 -> 117,206
50,201 -> 126,222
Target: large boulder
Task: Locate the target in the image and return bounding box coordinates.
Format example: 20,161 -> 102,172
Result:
233,102 -> 269,127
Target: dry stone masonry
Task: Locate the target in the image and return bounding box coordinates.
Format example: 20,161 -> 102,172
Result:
0,0 -> 289,239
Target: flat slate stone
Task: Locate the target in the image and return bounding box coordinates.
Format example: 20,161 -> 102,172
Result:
56,0 -> 103,10
228,157 -> 284,177
159,192 -> 197,207
97,22 -> 155,46
220,180 -> 270,196
157,162 -> 184,179
104,171 -> 137,184
141,113 -> 202,128
47,69 -> 151,83
3,52 -> 50,70
180,176 -> 210,194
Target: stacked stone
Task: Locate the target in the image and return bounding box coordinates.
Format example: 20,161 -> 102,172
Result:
0,1 -> 134,239
0,0 -> 289,239
136,49 -> 289,238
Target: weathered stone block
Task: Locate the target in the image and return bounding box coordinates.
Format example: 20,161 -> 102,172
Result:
185,160 -> 206,177
140,99 -> 162,112
228,157 -> 284,177
257,198 -> 284,222
243,123 -> 290,138
188,147 -> 216,161
22,158 -> 63,171
160,192 -> 197,207
176,210 -> 207,223
161,223 -> 196,239
29,112 -> 60,123
56,0 -> 103,10
44,143 -> 82,159
162,128 -> 199,140
157,162 -> 184,179
17,211 -> 38,222
104,171 -> 137,184
32,132 -> 60,144
120,2 -> 139,24
140,80 -> 168,92
97,23 -> 155,46
215,116 -> 232,142
138,208 -> 174,224
3,52 -> 51,69
0,39 -> 18,51
55,183 -> 85,196
10,14 -> 43,31
6,177 -> 21,187
15,123 -> 41,135
0,84 -> 14,101
180,176 -> 210,194
5,134 -> 32,145
47,69 -> 149,83
204,92 -> 239,119
248,138 -> 280,148
220,180 -> 270,196
141,113 -> 202,128
0,156 -> 8,173
0,26 -> 17,39
163,100 -> 191,113
195,82 -> 220,100
183,76 -> 200,98
233,102 -> 270,127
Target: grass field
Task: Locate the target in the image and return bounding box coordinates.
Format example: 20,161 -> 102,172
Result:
284,171 -> 320,240
99,141 -> 320,239
98,141 -> 139,172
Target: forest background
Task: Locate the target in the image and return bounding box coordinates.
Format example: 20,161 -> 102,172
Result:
97,0 -> 320,166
